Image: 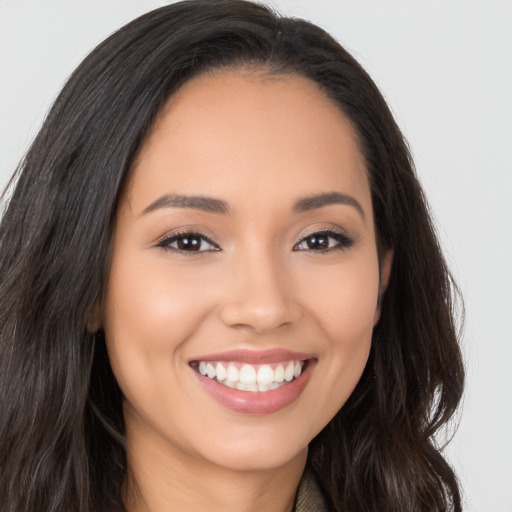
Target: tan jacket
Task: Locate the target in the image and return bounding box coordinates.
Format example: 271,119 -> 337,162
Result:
294,469 -> 330,512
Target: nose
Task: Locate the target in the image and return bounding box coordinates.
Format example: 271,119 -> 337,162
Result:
219,253 -> 302,333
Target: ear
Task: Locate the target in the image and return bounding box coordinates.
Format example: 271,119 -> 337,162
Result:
86,299 -> 103,333
374,249 -> 394,325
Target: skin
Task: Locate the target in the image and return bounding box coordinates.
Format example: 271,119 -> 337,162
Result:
100,70 -> 392,512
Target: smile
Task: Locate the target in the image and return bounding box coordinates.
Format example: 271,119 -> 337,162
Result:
189,350 -> 315,415
194,360 -> 305,392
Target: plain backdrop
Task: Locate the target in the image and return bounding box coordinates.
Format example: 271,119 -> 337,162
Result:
0,1 -> 511,511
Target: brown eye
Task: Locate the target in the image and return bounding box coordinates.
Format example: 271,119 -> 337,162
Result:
175,234 -> 203,251
157,232 -> 219,253
294,230 -> 354,252
304,234 -> 329,250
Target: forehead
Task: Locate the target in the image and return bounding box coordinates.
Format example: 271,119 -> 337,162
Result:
126,69 -> 370,215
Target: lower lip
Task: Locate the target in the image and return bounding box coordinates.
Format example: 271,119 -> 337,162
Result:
193,361 -> 315,415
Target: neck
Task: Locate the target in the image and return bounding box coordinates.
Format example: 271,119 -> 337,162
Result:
123,418 -> 307,512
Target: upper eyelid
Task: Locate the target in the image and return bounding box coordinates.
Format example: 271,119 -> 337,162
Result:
295,226 -> 353,245
298,226 -> 348,240
155,228 -> 218,247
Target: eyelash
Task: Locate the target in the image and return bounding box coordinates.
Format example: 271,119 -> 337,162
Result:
156,230 -> 220,254
292,228 -> 354,253
156,228 -> 354,254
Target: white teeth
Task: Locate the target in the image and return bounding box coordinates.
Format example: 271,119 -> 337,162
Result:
226,365 -> 239,382
196,359 -> 305,392
284,362 -> 295,382
235,382 -> 264,392
256,365 -> 274,385
274,364 -> 285,382
215,363 -> 227,381
239,365 -> 257,385
206,363 -> 216,379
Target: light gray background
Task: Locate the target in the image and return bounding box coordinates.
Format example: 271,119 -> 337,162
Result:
1,1 -> 511,510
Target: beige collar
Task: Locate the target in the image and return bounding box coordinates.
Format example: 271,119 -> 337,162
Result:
294,468 -> 330,512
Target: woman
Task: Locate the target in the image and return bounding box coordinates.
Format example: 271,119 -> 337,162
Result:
0,1 -> 464,511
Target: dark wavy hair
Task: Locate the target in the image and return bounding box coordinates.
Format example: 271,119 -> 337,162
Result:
0,1 -> 464,511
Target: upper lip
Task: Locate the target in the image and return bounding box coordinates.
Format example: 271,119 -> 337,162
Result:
189,348 -> 312,364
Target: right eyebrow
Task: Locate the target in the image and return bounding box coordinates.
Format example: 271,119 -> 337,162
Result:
140,194 -> 230,216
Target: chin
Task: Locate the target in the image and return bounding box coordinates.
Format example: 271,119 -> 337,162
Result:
186,422 -> 311,472
205,443 -> 308,473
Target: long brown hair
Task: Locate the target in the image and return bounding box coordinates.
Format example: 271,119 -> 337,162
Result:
0,1 -> 464,510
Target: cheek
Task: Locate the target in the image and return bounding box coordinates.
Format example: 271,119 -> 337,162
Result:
295,254 -> 379,409
105,254 -> 211,335
298,255 -> 380,340
102,256 -> 216,387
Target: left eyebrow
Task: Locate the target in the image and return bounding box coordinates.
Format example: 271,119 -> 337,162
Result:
140,194 -> 230,216
293,192 -> 366,221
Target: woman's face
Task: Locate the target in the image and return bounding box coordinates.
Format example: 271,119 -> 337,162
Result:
102,70 -> 391,472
